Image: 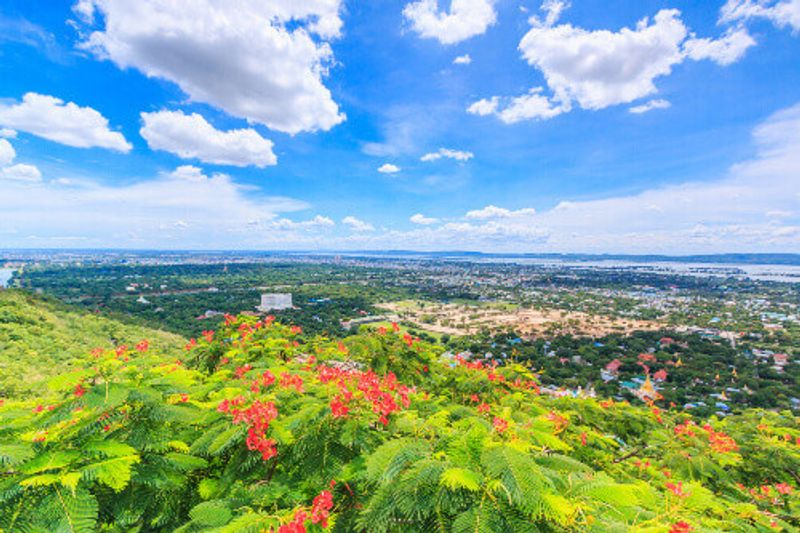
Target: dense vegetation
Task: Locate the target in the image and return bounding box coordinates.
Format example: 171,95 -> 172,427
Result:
1,296 -> 799,531
0,290 -> 183,397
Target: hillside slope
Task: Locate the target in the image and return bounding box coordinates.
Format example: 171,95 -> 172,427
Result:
0,312 -> 798,531
0,289 -> 184,396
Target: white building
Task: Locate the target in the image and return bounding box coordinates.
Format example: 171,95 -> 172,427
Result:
257,293 -> 293,312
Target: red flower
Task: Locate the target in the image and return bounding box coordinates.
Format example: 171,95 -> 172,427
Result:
202,330 -> 214,342
278,509 -> 308,533
311,490 -> 334,528
330,397 -> 349,418
291,325 -> 303,335
580,432 -> 587,446
391,322 -> 400,332
135,340 -> 149,352
179,394 -> 189,403
477,402 -> 491,414
184,338 -> 197,351
73,383 -> 86,398
666,481 -> 688,498
493,417 -> 509,433
669,521 -> 693,533
234,364 -> 253,379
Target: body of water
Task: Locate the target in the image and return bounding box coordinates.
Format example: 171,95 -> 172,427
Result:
0,268 -> 15,288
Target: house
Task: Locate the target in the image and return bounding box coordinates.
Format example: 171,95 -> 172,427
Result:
773,353 -> 790,373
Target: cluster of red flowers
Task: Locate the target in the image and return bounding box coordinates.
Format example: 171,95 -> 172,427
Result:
317,365 -> 413,426
492,417 -> 509,433
279,372 -> 304,393
673,421 -> 738,454
135,340 -> 149,352
665,481 -> 689,498
73,383 -> 86,398
674,420 -> 697,438
273,487 -> 336,533
310,490 -> 334,528
704,424 -> 738,453
219,397 -> 279,460
669,521 -> 692,533
738,482 -> 795,502
234,363 -> 253,379
276,510 -> 307,533
202,330 -> 214,342
250,370 -> 276,393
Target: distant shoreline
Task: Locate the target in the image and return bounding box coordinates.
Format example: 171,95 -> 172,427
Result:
2,249 -> 800,266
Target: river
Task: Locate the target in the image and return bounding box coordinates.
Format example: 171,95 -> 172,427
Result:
0,268 -> 15,288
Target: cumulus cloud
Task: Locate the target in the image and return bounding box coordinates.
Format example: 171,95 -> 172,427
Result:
683,28 -> 756,65
468,88 -> 569,123
720,0 -> 800,32
0,128 -> 17,139
0,93 -> 131,151
420,147 -> 474,162
377,163 -> 401,174
453,53 -> 472,64
1,164 -> 42,183
0,138 -> 42,183
629,99 -> 671,114
0,164 -> 321,248
74,0 -> 345,134
465,205 -> 536,219
342,216 -> 375,232
140,110 -> 276,167
410,213 -> 440,225
0,139 -> 15,166
403,0 -> 497,44
470,6 -> 755,123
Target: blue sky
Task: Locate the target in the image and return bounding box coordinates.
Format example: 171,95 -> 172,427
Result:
0,0 -> 799,253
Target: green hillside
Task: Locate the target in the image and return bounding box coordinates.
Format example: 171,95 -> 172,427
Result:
0,289 -> 184,396
0,303 -> 798,531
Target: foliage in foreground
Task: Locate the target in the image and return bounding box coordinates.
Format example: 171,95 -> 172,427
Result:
1,312 -> 799,532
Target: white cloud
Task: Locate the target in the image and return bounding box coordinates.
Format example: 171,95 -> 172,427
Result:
0,93 -> 131,151
0,128 -> 17,139
683,28 -> 756,66
0,163 -> 327,248
342,216 -> 375,232
469,88 -> 570,123
140,110 -> 276,168
410,213 -> 440,225
403,0 -> 497,44
377,163 -> 401,174
472,7 -> 755,123
0,138 -> 42,183
272,215 -> 335,230
720,0 -> 800,32
420,147 -> 474,161
453,53 -> 472,64
629,99 -> 671,114
467,97 -> 499,116
0,139 -> 15,166
1,164 -> 42,183
465,205 -> 537,219
75,0 -> 346,134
